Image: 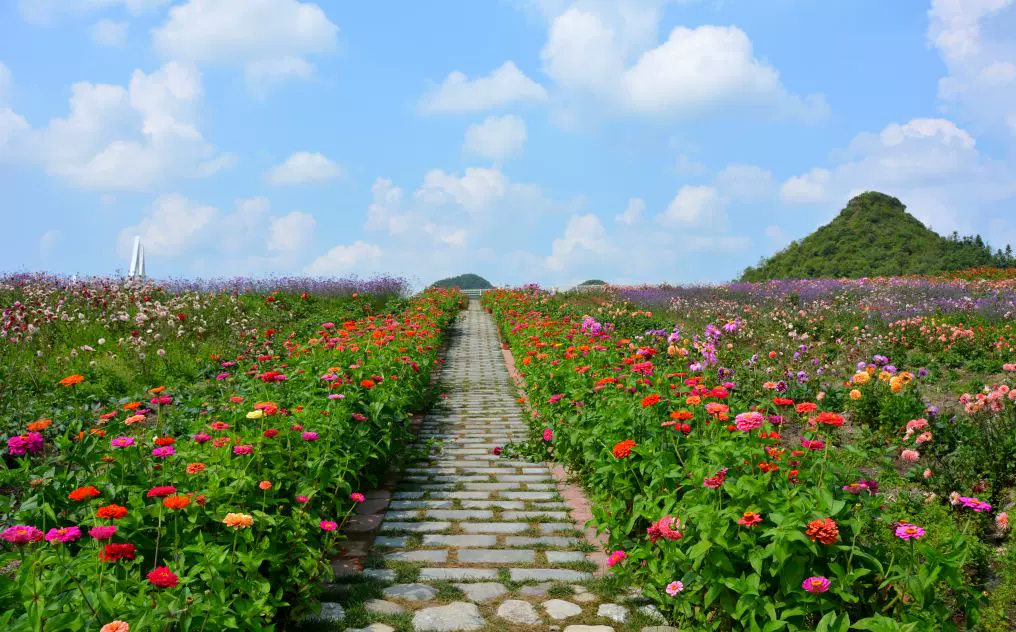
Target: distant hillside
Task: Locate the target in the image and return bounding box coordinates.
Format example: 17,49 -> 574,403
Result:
431,273 -> 493,290
740,192 -> 1015,281
579,279 -> 607,286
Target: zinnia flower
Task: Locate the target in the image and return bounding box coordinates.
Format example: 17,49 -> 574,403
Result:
151,446 -> 176,458
320,520 -> 338,531
1,525 -> 45,545
89,525 -> 118,540
894,522 -> 926,540
100,543 -> 136,562
351,492 -> 365,503
147,486 -> 177,498
45,526 -> 83,543
186,463 -> 206,474
233,444 -> 253,455
96,504 -> 129,520
147,566 -> 179,589
222,513 -> 254,529
607,550 -> 626,568
259,480 -> 273,490
59,374 -> 85,387
543,428 -> 554,441
665,580 -> 684,596
612,440 -> 636,459
163,495 -> 191,510
803,576 -> 830,593
69,485 -> 102,502
301,431 -> 319,442
100,621 -> 129,632
111,436 -> 135,449
805,518 -> 839,545
734,411 -> 764,432
900,449 -> 920,463
737,512 -> 763,528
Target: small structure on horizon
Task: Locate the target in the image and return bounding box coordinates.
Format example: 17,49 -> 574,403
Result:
128,236 -> 146,280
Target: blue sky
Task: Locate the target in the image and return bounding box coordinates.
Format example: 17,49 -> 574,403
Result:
1,0 -> 1015,288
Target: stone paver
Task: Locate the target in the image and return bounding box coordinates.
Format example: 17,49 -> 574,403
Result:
355,301 -> 614,631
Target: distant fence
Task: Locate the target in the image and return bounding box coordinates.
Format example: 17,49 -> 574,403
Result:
461,289 -> 487,299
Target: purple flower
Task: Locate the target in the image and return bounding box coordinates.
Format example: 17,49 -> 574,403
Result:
894,522 -> 926,540
8,432 -> 44,456
328,393 -> 345,400
301,431 -> 320,442
193,432 -> 211,444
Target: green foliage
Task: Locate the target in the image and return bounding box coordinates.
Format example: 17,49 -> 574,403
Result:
579,279 -> 608,286
741,192 -> 1015,281
429,273 -> 493,290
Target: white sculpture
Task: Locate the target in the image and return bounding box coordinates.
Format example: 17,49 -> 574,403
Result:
128,236 -> 146,279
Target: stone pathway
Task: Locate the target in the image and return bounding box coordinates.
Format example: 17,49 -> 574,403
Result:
313,301 -> 675,632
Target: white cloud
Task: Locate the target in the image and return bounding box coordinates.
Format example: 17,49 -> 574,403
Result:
91,19 -> 128,48
197,153 -> 238,176
305,241 -> 382,275
463,115 -> 527,161
415,167 -> 508,212
267,151 -> 343,185
268,211 -> 317,252
152,0 -> 338,91
547,214 -> 615,270
540,8 -> 828,121
715,164 -> 774,200
1,62 -> 230,190
779,117 -> 1016,237
928,0 -> 1016,133
660,185 -> 725,226
615,197 -> 645,224
780,168 -> 830,204
117,194 -> 217,258
418,62 -> 548,115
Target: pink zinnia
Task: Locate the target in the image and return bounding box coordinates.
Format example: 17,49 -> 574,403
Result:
89,525 -> 118,540
233,444 -> 253,455
193,432 -> 211,444
45,526 -> 83,543
997,512 -> 1010,531
296,495 -> 310,504
734,412 -> 764,432
607,550 -> 626,568
543,428 -> 553,441
1,525 -> 44,545
802,576 -> 830,593
320,520 -> 338,531
646,515 -> 683,544
894,522 -> 925,541
110,436 -> 135,449
151,446 -> 176,458
900,449 -> 920,462
350,492 -> 365,503
665,580 -> 684,596
301,432 -> 319,442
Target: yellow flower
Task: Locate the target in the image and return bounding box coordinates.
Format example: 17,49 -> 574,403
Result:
246,410 -> 264,420
878,371 -> 891,382
852,372 -> 871,385
849,389 -> 862,400
889,376 -> 905,393
223,513 -> 254,529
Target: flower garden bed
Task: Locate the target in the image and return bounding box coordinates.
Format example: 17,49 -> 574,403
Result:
484,284 -> 1016,631
0,276 -> 464,630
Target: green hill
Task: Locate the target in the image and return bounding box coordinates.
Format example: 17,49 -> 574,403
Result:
430,273 -> 493,290
579,279 -> 607,286
740,192 -> 1015,281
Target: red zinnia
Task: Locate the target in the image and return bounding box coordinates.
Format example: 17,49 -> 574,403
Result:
795,402 -> 818,414
154,437 -> 176,446
100,543 -> 136,562
147,566 -> 179,588
805,518 -> 840,545
68,485 -> 101,502
96,504 -> 128,520
773,397 -> 794,407
147,486 -> 177,498
814,411 -> 845,427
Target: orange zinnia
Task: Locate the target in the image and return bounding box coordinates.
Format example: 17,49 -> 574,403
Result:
96,504 -> 128,520
805,518 -> 840,545
669,410 -> 694,421
27,419 -> 53,432
148,386 -> 166,394
612,440 -> 636,459
122,402 -> 141,411
162,495 -> 191,510
59,374 -> 85,387
186,463 -> 206,474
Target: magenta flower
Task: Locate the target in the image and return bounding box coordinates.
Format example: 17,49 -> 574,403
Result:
45,526 -> 83,544
301,431 -> 319,442
150,395 -> 173,406
894,522 -> 926,541
320,520 -> 338,531
734,412 -> 764,432
215,373 -> 230,380
350,492 -> 365,503
607,550 -> 626,568
548,394 -> 565,404
8,432 -> 45,456
296,495 -> 310,504
151,446 -> 176,458
89,525 -> 118,540
803,576 -> 830,593
1,525 -> 44,545
959,496 -> 992,512
543,428 -> 554,441
193,432 -> 211,444
110,436 -> 135,449
233,444 -> 253,456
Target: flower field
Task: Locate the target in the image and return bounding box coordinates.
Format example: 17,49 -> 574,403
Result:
483,274 -> 1016,631
0,274 -> 465,630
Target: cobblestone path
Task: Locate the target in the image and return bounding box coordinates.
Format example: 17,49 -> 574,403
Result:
318,301 -> 673,632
